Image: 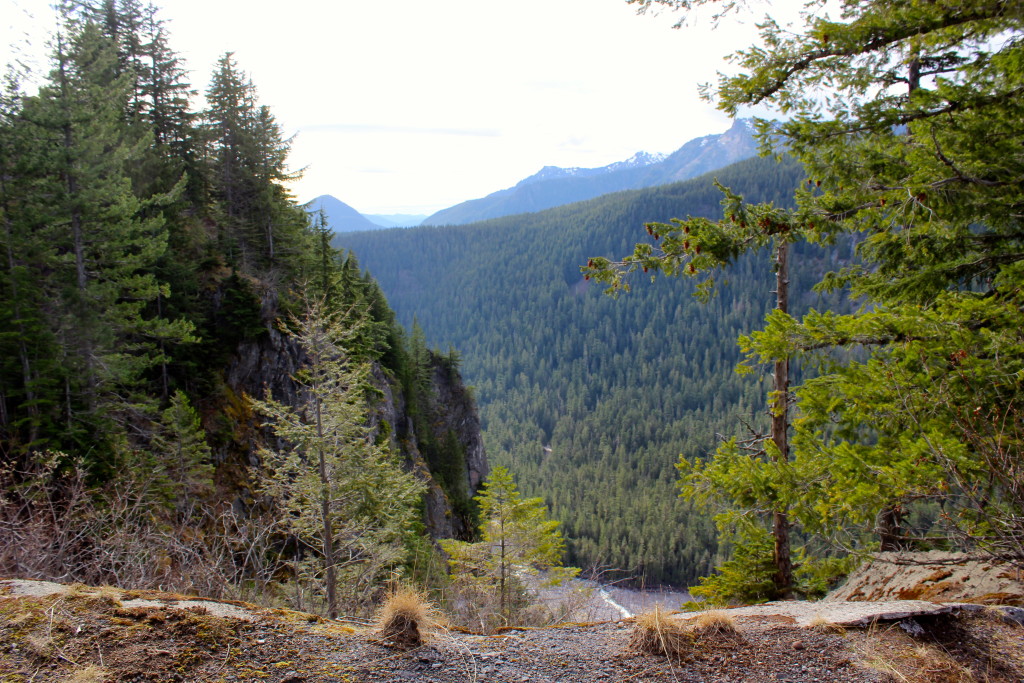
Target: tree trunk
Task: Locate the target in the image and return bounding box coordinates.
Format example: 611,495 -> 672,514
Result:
58,40 -> 95,408
771,239 -> 794,596
2,208 -> 39,443
878,506 -> 905,551
314,387 -> 338,619
499,514 -> 507,620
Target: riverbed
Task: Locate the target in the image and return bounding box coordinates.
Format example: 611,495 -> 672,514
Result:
531,576 -> 693,622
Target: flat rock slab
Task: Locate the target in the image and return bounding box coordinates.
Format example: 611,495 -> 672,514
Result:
675,599 -> 984,628
0,578 -> 67,598
827,551 -> 1024,604
1,578 -> 258,621
118,597 -> 257,621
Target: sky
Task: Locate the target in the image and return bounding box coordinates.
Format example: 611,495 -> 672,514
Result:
2,0 -> 785,215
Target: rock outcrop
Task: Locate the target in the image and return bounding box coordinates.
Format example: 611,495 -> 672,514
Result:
827,551 -> 1024,605
218,293 -> 488,541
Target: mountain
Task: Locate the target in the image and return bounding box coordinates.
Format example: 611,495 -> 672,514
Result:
307,194 -> 382,232
422,119 -> 759,226
335,156 -> 852,587
364,213 -> 428,228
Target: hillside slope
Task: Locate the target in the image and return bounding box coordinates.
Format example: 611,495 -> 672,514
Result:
307,194 -> 383,232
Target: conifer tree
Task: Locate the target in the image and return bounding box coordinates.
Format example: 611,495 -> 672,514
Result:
585,185 -> 813,597
14,17 -> 193,461
152,389 -> 214,504
252,298 -> 424,618
203,53 -> 301,273
441,466 -> 576,623
619,0 -> 1024,565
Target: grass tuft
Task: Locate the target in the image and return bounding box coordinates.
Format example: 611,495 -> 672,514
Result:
808,614 -> 845,633
374,585 -> 439,648
67,665 -> 108,683
688,610 -> 739,638
628,606 -> 695,660
629,607 -> 745,661
853,622 -> 974,683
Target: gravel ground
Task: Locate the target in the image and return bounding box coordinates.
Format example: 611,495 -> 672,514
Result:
2,579 -> 1023,682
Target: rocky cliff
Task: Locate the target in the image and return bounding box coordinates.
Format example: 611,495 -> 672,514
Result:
217,291 -> 488,540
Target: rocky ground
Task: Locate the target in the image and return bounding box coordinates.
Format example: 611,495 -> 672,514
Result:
3,579 -> 1024,682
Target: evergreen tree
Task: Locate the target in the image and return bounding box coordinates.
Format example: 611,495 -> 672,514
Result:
14,18 -> 193,461
441,466 -> 577,624
586,184 -> 820,597
626,0 -> 1024,565
0,73 -> 63,454
202,53 -> 302,273
252,298 -> 424,618
152,389 -> 214,504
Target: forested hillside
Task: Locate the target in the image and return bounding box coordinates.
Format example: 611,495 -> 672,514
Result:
0,1 -> 485,616
336,156 -> 852,586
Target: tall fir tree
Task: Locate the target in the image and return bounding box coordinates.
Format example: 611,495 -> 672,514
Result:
252,298 -> 424,618
622,0 -> 1024,565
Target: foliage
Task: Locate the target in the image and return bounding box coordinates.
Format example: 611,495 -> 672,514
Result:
251,299 -> 425,618
613,0 -> 1024,576
440,466 -> 577,629
722,0 -> 1024,564
0,1 -> 473,607
687,521 -> 778,606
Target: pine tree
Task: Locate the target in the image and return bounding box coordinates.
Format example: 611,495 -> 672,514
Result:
441,466 -> 577,624
625,0 -> 1024,564
202,53 -> 301,273
252,298 -> 424,618
585,185 -> 814,597
0,73 -> 63,454
13,17 -> 193,461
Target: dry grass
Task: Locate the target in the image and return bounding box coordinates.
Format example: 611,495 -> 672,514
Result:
374,585 -> 441,648
25,632 -> 54,659
808,614 -> 846,634
629,607 -> 745,661
852,623 -> 974,683
628,606 -> 696,660
67,665 -> 109,683
688,610 -> 739,638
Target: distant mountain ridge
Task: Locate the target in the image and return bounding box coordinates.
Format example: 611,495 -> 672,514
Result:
423,118 -> 759,226
520,151 -> 668,186
306,195 -> 381,233
305,197 -> 425,231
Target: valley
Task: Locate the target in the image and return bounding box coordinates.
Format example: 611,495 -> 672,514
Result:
335,155 -> 852,586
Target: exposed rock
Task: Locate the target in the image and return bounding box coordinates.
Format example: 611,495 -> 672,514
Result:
217,296 -> 488,542
826,551 -> 1024,605
674,599 -> 984,628
427,357 -> 488,493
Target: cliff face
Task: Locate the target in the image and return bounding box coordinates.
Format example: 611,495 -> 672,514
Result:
220,302 -> 487,541
418,356 -> 488,539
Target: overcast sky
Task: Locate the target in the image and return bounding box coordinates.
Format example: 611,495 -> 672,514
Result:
2,0 -> 785,215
